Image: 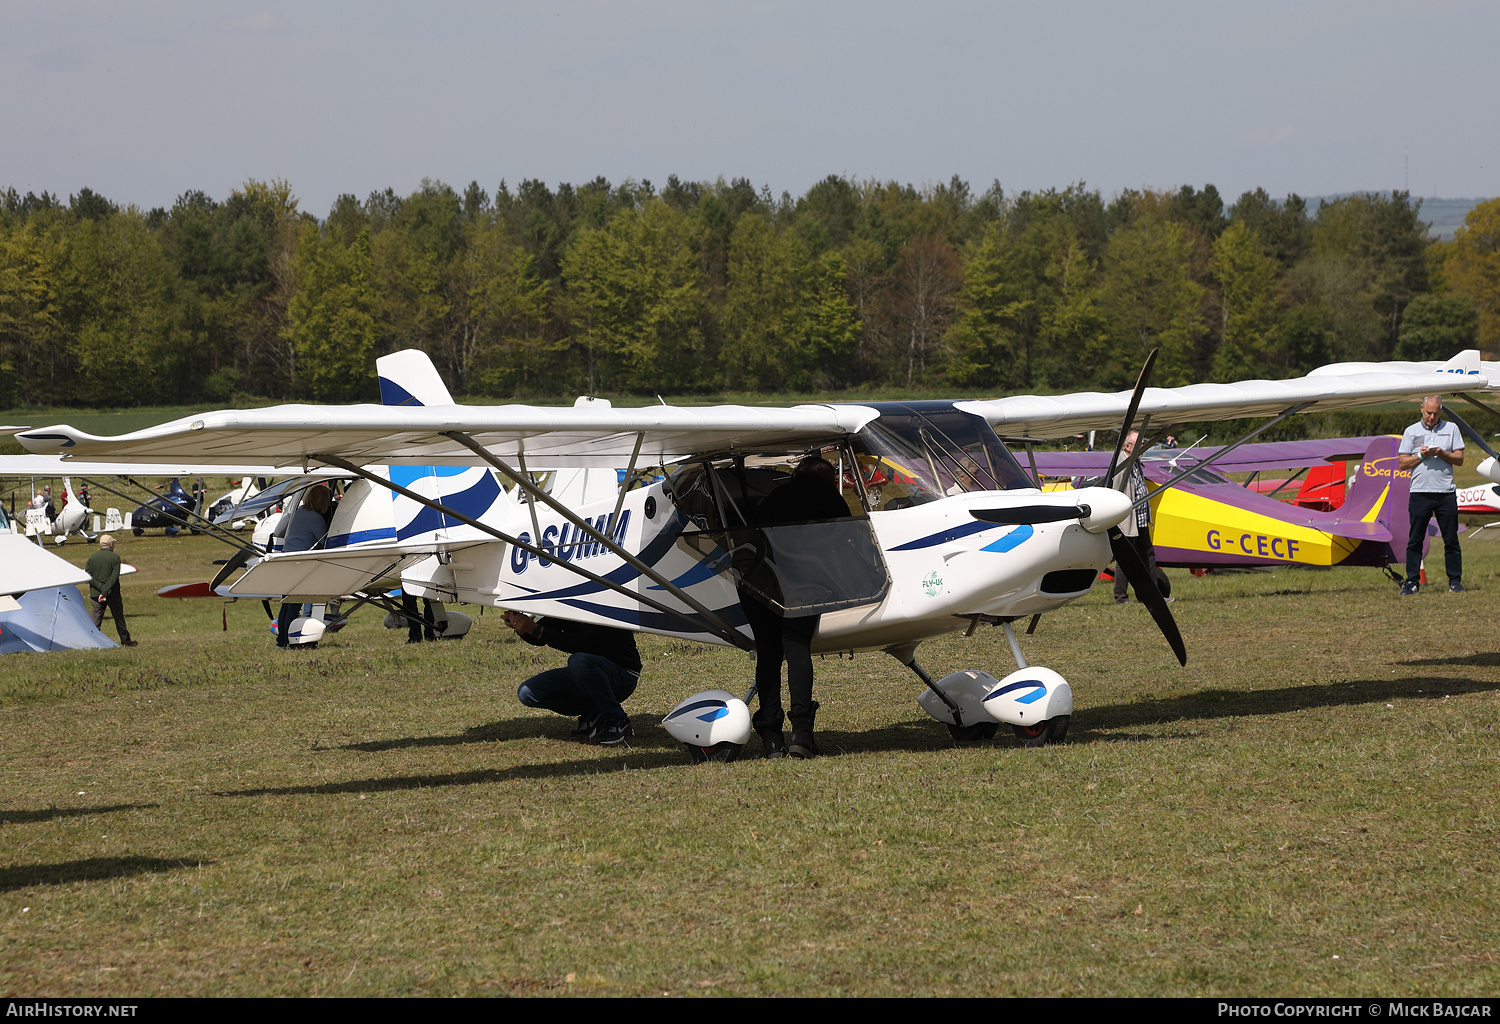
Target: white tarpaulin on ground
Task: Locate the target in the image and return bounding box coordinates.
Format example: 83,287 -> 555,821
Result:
0,585 -> 117,653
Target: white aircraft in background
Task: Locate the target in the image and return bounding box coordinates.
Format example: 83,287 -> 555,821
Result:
14,350 -> 1488,758
1312,349 -> 1500,485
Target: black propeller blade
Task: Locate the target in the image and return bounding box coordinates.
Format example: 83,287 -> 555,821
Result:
1109,527 -> 1186,667
971,504 -> 1091,526
210,547 -> 253,590
1102,347 -> 1160,486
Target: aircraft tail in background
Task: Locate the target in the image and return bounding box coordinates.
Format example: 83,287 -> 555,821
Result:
1326,435 -> 1411,565
318,349 -> 514,553
377,349 -> 455,406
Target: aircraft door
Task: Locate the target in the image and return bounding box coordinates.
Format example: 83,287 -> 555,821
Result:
682,519 -> 890,617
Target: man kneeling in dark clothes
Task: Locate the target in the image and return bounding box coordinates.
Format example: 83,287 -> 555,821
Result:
502,610 -> 642,746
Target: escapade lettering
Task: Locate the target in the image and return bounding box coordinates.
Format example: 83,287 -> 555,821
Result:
1206,529 -> 1300,560
510,511 -> 631,574
1361,456 -> 1410,479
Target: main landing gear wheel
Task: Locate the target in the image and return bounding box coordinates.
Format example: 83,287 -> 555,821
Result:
685,741 -> 742,764
947,721 -> 999,742
132,528 -> 144,536
1013,716 -> 1070,748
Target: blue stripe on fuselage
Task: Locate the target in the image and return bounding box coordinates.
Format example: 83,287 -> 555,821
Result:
890,520 -> 1005,551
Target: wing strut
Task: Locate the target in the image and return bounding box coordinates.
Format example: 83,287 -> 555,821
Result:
311,452 -> 755,652
1442,404 -> 1500,461
436,430 -> 750,648
1124,402 -> 1314,513
81,474 -> 260,556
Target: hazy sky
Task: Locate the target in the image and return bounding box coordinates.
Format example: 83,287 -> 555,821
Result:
3,0 -> 1496,218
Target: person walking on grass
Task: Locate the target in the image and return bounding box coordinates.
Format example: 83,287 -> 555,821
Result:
86,534 -> 136,647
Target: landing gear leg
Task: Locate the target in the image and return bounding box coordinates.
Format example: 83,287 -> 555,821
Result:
889,643 -> 999,741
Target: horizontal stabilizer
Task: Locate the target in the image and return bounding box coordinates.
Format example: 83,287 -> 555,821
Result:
227,541 -> 486,599
156,581 -> 225,599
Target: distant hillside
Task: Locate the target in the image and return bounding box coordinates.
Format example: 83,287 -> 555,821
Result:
1303,194 -> 1493,240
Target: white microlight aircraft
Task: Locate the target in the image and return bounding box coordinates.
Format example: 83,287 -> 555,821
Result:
14,351 -> 1489,757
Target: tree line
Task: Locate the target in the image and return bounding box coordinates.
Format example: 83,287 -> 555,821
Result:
1,174 -> 1496,408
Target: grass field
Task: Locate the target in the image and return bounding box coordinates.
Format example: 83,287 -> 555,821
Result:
1,528 -> 1497,997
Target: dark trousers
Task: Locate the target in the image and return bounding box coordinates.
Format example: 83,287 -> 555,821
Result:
401,593 -> 436,641
276,600 -> 303,647
90,588 -> 131,643
1114,529 -> 1170,601
517,653 -> 638,720
741,591 -> 820,722
1406,491 -> 1461,585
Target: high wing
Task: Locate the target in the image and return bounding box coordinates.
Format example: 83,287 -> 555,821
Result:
0,455 -> 328,477
16,405 -> 880,468
956,370 -> 1488,440
1030,436 -> 1380,478
14,370 -> 1485,471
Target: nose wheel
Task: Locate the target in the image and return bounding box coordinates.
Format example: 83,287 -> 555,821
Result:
898,624 -> 1074,747
1013,716 -> 1070,748
686,741 -> 742,763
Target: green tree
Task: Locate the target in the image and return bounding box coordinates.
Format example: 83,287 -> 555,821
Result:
0,214 -> 67,405
722,213 -> 812,389
456,218 -> 553,396
284,224 -> 379,400
802,250 -> 861,387
1210,222 -> 1285,380
1228,188 -> 1311,268
1394,293 -> 1479,360
891,236 -> 962,386
1100,217 -> 1206,387
944,224 -> 1033,389
63,208 -> 187,405
1285,253 -> 1386,362
1310,192 -> 1429,352
1444,198 -> 1500,346
561,200 -> 706,392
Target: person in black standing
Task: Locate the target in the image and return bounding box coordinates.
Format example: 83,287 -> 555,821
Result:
742,456 -> 850,759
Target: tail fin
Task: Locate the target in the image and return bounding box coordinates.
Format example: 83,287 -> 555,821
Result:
1334,436 -> 1410,552
334,349 -> 514,550
1437,349 -> 1483,379
377,350 -> 455,406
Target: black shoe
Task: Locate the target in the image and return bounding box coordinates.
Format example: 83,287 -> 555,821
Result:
1450,582 -> 1466,593
122,639 -> 138,647
1400,581 -> 1419,596
788,701 -> 820,759
590,716 -> 634,746
752,707 -> 787,758
1113,597 -> 1129,605
788,734 -> 819,759
568,713 -> 601,742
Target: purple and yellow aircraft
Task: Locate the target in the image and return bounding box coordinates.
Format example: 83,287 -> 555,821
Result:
1032,435 -> 1413,571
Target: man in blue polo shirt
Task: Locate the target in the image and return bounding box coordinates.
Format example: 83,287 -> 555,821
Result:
1398,396 -> 1465,595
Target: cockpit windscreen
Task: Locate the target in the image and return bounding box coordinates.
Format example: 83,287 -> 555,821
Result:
848,404 -> 1032,509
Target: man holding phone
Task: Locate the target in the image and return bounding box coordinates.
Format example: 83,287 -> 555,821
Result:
1397,396 -> 1465,595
